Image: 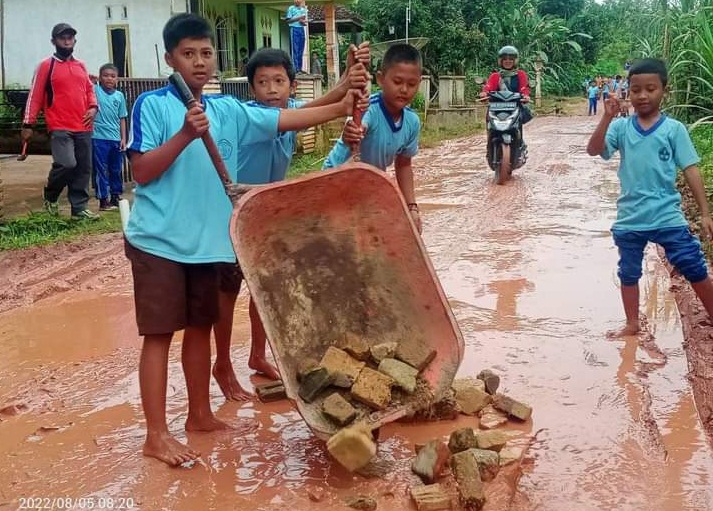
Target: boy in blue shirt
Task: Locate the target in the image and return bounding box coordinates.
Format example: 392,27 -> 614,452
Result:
125,13 -> 359,466
212,45 -> 370,400
284,0 -> 308,73
587,81 -> 599,116
92,63 -> 128,210
324,43 -> 423,232
587,58 -> 713,337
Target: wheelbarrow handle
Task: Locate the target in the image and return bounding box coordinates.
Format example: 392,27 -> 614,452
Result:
168,72 -> 233,192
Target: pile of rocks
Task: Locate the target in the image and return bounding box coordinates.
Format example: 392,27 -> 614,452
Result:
409,369 -> 533,510
296,333 -> 437,427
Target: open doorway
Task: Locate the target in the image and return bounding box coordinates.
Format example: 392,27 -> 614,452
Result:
107,25 -> 131,77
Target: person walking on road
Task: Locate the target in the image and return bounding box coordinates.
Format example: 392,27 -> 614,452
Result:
22,23 -> 99,219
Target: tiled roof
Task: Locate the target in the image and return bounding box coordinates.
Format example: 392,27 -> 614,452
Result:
307,4 -> 363,26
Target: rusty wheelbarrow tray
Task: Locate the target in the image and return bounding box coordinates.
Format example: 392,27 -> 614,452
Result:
231,163 -> 465,441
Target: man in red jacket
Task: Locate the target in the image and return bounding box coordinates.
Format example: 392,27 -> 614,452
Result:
22,23 -> 99,219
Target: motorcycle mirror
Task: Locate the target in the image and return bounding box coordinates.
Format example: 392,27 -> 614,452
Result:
474,76 -> 485,85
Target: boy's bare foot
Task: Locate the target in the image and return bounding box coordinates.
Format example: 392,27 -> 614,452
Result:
212,362 -> 254,401
143,432 -> 200,467
249,357 -> 280,381
607,322 -> 640,338
185,414 -> 259,434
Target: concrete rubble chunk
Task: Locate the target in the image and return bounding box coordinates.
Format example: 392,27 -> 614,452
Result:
498,445 -> 524,466
466,448 -> 500,482
320,346 -> 366,382
475,430 -> 508,452
378,358 -> 418,393
448,427 -> 478,454
452,379 -> 491,416
338,332 -> 372,361
411,440 -> 451,483
451,450 -> 485,510
255,381 -> 287,402
345,495 -> 377,511
298,367 -> 334,403
410,483 -> 452,510
351,367 -> 394,410
322,392 -> 357,426
476,369 -> 500,395
395,342 -> 436,372
492,393 -> 533,421
370,342 -> 398,363
478,405 -> 508,430
331,371 -> 356,388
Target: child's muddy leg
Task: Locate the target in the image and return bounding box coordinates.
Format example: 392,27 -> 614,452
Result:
140,334 -> 200,466
213,290 -> 253,401
247,297 -> 280,381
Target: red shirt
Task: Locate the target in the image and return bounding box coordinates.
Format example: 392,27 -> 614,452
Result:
23,55 -> 97,132
483,70 -> 531,97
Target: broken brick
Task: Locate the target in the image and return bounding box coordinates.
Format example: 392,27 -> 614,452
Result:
452,379 -> 491,416
411,440 -> 451,483
492,393 -> 533,421
327,426 -> 377,472
296,357 -> 320,382
370,342 -> 398,364
475,430 -> 508,452
395,342 -> 436,372
466,448 -> 500,482
451,450 -> 485,510
322,392 -> 357,426
476,369 -> 500,395
338,332 -> 371,361
478,405 -> 508,430
448,427 -> 478,454
255,381 -> 287,402
351,367 -> 394,410
410,483 -> 452,510
320,346 -> 365,382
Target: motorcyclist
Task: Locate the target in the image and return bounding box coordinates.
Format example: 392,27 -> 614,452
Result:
479,45 -> 532,155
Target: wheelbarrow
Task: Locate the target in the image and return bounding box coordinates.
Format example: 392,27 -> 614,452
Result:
167,73 -> 465,445
231,164 -> 465,441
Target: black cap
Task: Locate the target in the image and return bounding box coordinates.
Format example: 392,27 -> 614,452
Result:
51,23 -> 77,38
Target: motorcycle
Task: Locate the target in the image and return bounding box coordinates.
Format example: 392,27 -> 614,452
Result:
485,90 -> 528,185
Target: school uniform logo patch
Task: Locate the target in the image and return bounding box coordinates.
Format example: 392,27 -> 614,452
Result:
658,147 -> 671,162
218,139 -> 233,160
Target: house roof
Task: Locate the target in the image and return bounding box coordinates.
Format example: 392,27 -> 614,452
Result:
308,4 -> 363,29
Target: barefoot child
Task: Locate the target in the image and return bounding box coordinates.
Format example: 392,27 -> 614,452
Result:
586,58 -> 713,336
125,13 -> 359,465
212,45 -> 370,400
324,43 -> 423,233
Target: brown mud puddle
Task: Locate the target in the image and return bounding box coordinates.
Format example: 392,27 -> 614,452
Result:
1,115 -> 713,510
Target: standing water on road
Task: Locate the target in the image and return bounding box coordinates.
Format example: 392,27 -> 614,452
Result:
0,115 -> 712,510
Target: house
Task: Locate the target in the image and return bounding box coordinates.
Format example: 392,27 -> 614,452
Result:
0,0 -> 359,88
0,0 -> 188,87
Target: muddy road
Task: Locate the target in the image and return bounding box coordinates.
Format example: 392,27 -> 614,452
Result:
1,114 -> 713,510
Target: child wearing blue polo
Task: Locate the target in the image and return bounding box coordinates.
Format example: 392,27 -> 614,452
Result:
587,81 -> 599,116
587,58 -> 713,337
92,63 -> 128,210
125,13 -> 358,466
284,0 -> 308,73
211,45 -> 370,400
324,43 -> 423,232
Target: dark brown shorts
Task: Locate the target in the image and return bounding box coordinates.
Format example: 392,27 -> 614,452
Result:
216,262 -> 244,294
124,239 -> 219,336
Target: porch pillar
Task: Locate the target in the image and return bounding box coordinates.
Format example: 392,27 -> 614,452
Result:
324,2 -> 339,87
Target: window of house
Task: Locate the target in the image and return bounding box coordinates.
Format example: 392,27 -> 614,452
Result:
215,17 -> 235,73
107,25 -> 132,77
262,34 -> 272,48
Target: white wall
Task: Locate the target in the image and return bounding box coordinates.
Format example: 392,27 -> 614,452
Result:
2,0 -> 187,87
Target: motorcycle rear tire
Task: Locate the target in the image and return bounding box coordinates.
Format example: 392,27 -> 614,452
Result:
496,143 -> 511,185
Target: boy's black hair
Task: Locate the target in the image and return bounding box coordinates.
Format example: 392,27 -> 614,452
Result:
628,58 -> 668,87
381,44 -> 421,72
245,48 -> 295,85
99,63 -> 118,74
163,13 -> 214,53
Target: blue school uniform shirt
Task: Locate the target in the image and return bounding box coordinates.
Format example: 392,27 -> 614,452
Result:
235,98 -> 305,184
286,5 -> 308,27
323,92 -> 421,170
588,86 -> 599,99
126,86 -> 280,264
602,115 -> 700,231
93,85 -> 128,141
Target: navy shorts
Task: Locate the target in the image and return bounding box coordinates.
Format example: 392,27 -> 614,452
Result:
612,227 -> 708,286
